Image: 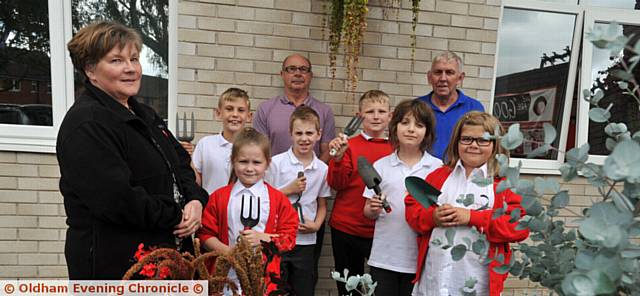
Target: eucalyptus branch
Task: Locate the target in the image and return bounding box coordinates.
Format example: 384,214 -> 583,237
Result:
603,181 -> 618,202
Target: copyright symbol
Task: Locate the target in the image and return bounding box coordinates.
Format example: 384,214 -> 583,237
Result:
193,283 -> 203,294
4,283 -> 15,294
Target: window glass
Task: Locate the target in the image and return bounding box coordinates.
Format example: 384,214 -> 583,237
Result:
587,22 -> 640,155
493,8 -> 576,159
72,0 -> 169,119
587,0 -> 637,9
0,0 -> 53,126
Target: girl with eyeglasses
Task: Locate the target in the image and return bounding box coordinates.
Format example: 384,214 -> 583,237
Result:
405,111 -> 530,296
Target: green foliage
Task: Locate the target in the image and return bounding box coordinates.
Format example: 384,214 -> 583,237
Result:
508,23 -> 640,295
331,269 -> 377,296
448,22 -> 640,295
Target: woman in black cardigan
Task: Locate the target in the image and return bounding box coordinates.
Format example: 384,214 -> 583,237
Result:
57,21 -> 208,279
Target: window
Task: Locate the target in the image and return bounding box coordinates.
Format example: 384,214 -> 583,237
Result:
31,81 -> 39,93
72,0 -> 171,120
491,0 -> 640,173
0,0 -> 177,152
577,9 -> 640,163
9,80 -> 22,92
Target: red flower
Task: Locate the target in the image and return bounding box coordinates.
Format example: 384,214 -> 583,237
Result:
140,263 -> 156,278
158,266 -> 171,279
135,243 -> 147,261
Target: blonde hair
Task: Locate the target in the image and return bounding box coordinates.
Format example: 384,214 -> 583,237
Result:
444,111 -> 508,177
389,100 -> 436,152
228,127 -> 271,184
67,21 -> 142,76
358,90 -> 390,111
289,105 -> 320,132
218,87 -> 250,109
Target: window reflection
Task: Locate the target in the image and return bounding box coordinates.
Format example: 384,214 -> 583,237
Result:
72,0 -> 169,119
0,0 -> 53,126
587,22 -> 640,155
587,0 -> 637,9
493,8 -> 576,159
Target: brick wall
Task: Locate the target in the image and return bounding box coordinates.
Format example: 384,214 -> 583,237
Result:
0,0 -> 589,295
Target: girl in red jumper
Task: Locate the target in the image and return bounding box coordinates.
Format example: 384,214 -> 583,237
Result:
405,112 -> 529,296
198,127 -> 298,295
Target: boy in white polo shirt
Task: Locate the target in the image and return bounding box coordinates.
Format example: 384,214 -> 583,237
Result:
192,88 -> 252,194
266,106 -> 331,296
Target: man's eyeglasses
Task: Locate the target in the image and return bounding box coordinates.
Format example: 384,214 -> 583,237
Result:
283,65 -> 311,74
459,136 -> 493,146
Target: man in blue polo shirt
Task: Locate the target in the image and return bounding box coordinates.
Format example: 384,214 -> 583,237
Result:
417,51 -> 485,160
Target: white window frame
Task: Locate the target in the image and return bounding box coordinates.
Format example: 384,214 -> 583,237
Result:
0,0 -> 178,153
577,8 -> 640,165
491,0 -> 583,174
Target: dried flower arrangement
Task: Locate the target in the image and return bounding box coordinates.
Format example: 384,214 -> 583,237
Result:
123,237 -> 278,296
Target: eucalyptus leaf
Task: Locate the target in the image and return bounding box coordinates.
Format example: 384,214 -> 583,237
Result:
611,69 -> 634,81
551,191 -> 570,209
559,163 -> 578,182
589,107 -> 611,123
618,81 -> 629,90
445,228 -> 456,246
464,277 -> 478,289
472,237 -> 488,256
543,123 -> 557,144
471,171 -> 493,187
604,122 -> 627,136
527,144 -> 551,158
451,244 -> 467,261
509,208 -> 522,223
345,275 -> 360,291
605,137 -> 617,152
501,123 -> 524,150
603,140 -> 640,182
493,264 -> 510,274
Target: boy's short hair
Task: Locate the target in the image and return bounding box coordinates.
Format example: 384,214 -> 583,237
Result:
218,87 -> 250,109
289,105 -> 321,132
358,90 -> 390,111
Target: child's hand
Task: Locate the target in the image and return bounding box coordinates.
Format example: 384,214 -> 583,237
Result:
364,195 -> 384,219
442,207 -> 471,227
180,141 -> 194,155
433,204 -> 470,227
298,221 -> 320,234
284,175 -> 307,195
240,229 -> 279,247
328,133 -> 349,160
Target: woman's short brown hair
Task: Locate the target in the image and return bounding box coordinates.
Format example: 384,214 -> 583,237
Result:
67,21 -> 142,75
389,99 -> 436,152
444,111 -> 508,177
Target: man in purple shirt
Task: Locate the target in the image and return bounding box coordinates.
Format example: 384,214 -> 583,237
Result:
253,54 -> 335,290
416,51 -> 485,160
254,54 -> 336,163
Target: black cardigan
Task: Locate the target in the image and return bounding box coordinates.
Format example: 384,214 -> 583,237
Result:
56,81 -> 208,279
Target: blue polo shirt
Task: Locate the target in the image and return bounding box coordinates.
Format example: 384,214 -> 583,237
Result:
416,90 -> 484,160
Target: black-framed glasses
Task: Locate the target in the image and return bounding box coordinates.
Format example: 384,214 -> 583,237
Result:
283,65 -> 311,74
459,136 -> 493,146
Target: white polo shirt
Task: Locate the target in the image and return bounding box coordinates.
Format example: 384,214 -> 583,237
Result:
363,151 -> 442,273
192,134 -> 232,194
414,161 -> 495,296
266,148 -> 331,245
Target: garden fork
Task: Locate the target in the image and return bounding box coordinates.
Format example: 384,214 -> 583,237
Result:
240,194 -> 260,230
175,112 -> 195,142
330,115 -> 364,156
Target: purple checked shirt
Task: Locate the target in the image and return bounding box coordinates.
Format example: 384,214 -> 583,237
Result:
253,94 -> 336,156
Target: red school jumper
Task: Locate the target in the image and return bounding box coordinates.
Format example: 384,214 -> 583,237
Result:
198,182 -> 299,294
404,166 -> 530,296
327,134 -> 393,237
